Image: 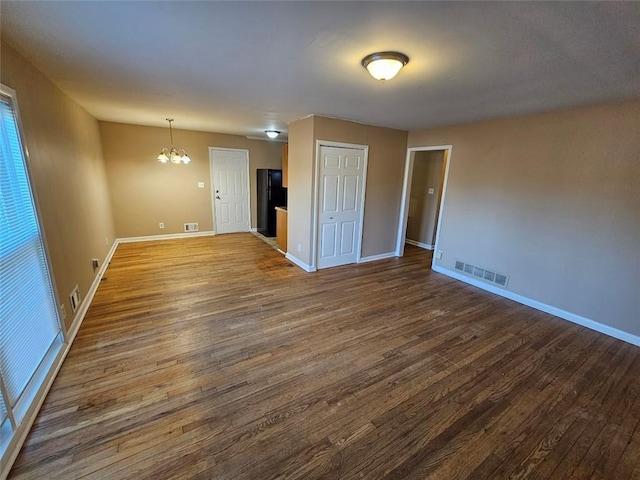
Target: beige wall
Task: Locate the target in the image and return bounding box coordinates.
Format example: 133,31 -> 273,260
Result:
6,35 -> 636,340
287,115 -> 408,266
409,100 -> 640,337
406,151 -> 444,246
99,122 -> 282,237
1,41 -> 116,328
287,116 -> 316,261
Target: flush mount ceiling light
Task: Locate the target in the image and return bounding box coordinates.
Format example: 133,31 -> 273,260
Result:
265,130 -> 280,139
157,118 -> 191,164
361,51 -> 410,81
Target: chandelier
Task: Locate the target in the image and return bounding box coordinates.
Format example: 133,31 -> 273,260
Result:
157,118 -> 191,164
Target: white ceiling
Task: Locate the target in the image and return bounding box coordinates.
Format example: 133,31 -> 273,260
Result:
2,1 -> 639,139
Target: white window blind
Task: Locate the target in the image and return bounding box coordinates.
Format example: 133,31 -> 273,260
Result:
0,91 -> 62,411
0,389 -> 6,425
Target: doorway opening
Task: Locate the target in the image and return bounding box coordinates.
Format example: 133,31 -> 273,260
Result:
396,145 -> 452,267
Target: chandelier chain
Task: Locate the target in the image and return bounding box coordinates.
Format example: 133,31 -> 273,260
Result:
167,118 -> 174,146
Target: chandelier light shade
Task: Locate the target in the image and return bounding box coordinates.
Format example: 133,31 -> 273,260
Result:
361,51 -> 410,81
157,118 -> 191,164
265,130 -> 280,139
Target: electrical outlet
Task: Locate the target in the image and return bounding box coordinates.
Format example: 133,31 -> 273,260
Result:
92,258 -> 100,272
197,182 -> 205,188
59,304 -> 67,321
105,237 -> 109,246
159,222 -> 165,229
435,250 -> 443,260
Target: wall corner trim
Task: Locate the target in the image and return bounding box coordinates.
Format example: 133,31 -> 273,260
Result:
359,252 -> 397,263
431,264 -> 640,347
285,253 -> 316,272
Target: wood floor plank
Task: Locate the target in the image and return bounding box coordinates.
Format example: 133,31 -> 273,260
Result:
8,234 -> 640,479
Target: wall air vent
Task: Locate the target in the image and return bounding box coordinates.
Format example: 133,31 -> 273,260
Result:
69,285 -> 81,313
494,273 -> 508,287
184,223 -> 199,232
454,260 -> 509,289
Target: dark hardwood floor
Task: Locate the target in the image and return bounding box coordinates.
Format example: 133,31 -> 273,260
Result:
9,234 -> 640,479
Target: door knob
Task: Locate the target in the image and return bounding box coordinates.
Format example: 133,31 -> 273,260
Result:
216,195 -> 221,199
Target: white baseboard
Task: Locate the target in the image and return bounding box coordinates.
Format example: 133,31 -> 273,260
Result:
0,239 -> 119,479
64,239 -> 118,340
359,252 -> 397,263
285,253 -> 316,272
250,227 -> 257,232
117,231 -> 215,243
405,239 -> 433,250
431,264 -> 640,347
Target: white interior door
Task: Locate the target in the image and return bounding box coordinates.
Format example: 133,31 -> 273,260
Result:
210,148 -> 250,234
317,145 -> 366,269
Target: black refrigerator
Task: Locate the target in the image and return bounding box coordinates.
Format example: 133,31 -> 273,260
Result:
257,169 -> 287,237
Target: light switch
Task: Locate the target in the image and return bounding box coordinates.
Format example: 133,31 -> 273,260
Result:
197,182 -> 205,188
428,188 -> 435,195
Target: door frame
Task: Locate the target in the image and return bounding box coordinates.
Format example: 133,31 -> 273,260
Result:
395,145 -> 453,267
311,140 -> 369,271
208,147 -> 251,234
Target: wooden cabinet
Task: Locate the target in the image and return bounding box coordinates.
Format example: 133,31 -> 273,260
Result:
276,207 -> 287,253
282,144 -> 288,188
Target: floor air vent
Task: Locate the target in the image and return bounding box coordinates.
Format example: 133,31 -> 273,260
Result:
455,260 -> 509,288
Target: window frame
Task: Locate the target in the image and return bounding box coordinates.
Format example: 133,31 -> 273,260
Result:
0,82 -> 67,476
